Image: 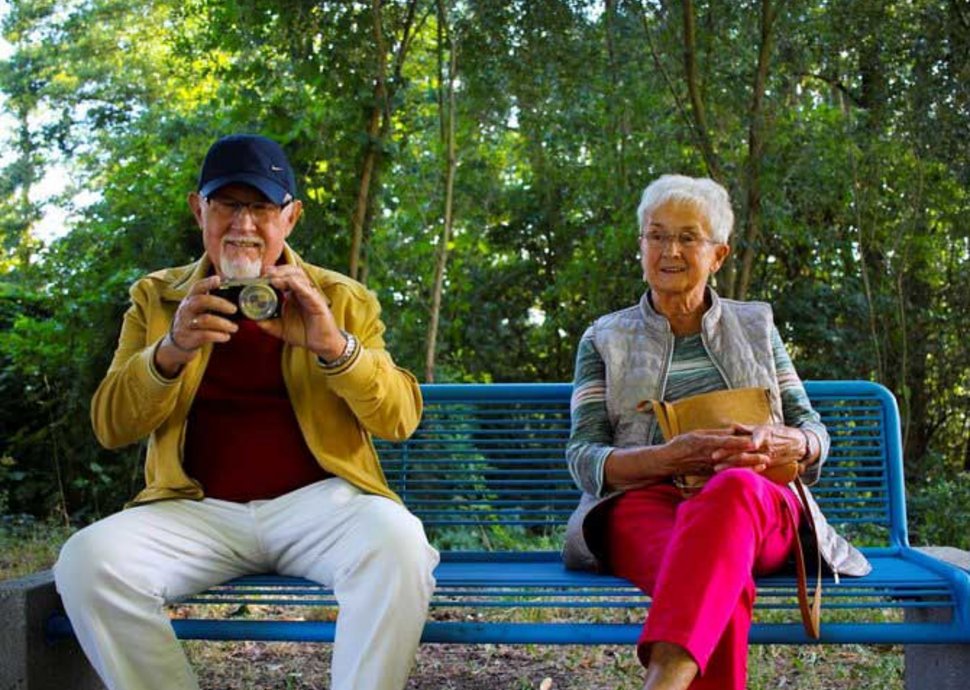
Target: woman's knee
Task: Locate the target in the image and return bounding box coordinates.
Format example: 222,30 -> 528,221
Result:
688,469 -> 786,535
702,468 -> 766,500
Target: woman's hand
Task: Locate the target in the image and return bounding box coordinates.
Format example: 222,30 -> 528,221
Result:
711,423 -> 807,474
604,428 -> 764,491
662,428 -> 768,476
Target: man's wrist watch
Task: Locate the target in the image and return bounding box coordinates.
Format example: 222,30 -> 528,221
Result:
317,330 -> 358,369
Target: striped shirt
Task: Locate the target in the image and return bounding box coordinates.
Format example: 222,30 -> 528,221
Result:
567,328 -> 826,497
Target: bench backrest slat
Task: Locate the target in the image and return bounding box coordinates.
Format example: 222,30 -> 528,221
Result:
375,380 -> 906,549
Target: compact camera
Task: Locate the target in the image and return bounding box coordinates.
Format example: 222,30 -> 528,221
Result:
213,278 -> 282,321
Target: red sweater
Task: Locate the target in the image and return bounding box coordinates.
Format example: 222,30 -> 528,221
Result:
183,320 -> 329,501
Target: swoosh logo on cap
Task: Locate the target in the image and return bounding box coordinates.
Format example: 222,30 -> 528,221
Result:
271,166 -> 283,171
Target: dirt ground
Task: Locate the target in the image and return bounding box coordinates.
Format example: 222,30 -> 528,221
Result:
187,639 -> 903,689
189,641 -> 643,689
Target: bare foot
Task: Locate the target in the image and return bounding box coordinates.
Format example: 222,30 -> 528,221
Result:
642,641 -> 698,690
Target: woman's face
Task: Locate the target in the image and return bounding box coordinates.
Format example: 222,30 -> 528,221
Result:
639,200 -> 730,300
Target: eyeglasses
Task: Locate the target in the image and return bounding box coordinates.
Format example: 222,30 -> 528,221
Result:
205,196 -> 291,223
639,230 -> 719,249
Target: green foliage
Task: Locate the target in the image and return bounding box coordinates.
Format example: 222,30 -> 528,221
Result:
431,524 -> 565,552
0,511 -> 74,580
908,453 -> 970,549
0,0 -> 968,526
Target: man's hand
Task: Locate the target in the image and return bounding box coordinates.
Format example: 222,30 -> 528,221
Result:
257,265 -> 348,361
154,275 -> 238,377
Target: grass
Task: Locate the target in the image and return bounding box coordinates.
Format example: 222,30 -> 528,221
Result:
1,518 -> 904,689
0,512 -> 74,580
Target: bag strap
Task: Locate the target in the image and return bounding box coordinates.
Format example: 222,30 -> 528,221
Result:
789,476 -> 822,639
648,399 -> 676,440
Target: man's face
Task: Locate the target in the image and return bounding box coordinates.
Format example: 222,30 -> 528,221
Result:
188,183 -> 303,279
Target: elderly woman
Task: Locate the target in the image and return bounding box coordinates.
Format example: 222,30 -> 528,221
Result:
562,175 -> 870,690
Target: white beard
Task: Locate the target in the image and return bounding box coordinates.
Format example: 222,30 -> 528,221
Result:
219,253 -> 262,280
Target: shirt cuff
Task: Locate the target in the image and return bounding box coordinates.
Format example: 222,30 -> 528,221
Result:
316,337 -> 363,377
147,338 -> 182,386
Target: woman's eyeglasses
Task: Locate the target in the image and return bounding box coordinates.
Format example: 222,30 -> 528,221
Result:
639,230 -> 719,249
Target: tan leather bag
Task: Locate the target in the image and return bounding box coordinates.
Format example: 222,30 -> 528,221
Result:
645,387 -> 799,493
642,387 -> 822,639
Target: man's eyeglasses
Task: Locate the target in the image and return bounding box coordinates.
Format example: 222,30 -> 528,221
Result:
205,196 -> 291,222
639,230 -> 719,249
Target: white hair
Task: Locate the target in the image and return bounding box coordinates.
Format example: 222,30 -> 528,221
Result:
636,174 -> 734,243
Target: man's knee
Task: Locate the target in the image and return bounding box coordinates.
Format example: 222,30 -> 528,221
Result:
55,519 -> 148,604
55,524 -> 113,604
353,501 -> 438,586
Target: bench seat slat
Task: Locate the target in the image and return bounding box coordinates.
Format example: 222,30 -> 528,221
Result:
43,380 -> 970,649
196,551 -> 953,592
102,619 -> 956,646
171,550 -> 967,636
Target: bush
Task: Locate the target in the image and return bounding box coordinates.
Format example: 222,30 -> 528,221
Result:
907,453 -> 970,550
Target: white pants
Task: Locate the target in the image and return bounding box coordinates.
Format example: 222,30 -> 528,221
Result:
54,478 -> 439,690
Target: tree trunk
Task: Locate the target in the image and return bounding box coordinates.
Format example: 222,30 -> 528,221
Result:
348,112 -> 380,281
678,0 -> 740,295
637,1 -> 705,182
963,407 -> 970,473
349,0 -> 388,282
426,0 -> 459,383
604,0 -> 627,196
680,0 -> 722,183
348,0 -> 420,282
13,104 -> 39,273
735,0 -> 777,300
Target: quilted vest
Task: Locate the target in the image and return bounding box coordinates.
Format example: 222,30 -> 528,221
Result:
592,289 -> 784,452
562,288 -> 871,578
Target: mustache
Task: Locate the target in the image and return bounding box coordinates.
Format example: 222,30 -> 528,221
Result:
222,235 -> 265,248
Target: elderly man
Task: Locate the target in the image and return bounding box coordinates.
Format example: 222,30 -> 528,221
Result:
54,134 -> 439,690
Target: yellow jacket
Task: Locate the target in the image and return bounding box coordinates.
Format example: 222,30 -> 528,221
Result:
91,245 -> 422,506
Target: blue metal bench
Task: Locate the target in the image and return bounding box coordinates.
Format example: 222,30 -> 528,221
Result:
45,380 -> 970,647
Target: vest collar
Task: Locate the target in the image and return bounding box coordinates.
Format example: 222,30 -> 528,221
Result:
638,286 -> 724,335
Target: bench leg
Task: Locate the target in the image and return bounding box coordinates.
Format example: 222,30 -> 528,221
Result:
904,547 -> 970,690
0,570 -> 105,690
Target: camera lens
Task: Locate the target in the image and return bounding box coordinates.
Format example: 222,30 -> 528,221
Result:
238,283 -> 279,320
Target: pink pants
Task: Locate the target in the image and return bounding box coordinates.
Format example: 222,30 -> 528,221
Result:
605,468 -> 802,690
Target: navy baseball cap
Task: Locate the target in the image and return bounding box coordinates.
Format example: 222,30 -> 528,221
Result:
198,134 -> 297,205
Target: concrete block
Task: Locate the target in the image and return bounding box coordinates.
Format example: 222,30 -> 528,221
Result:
0,570 -> 105,690
904,547 -> 970,690
914,546 -> 970,571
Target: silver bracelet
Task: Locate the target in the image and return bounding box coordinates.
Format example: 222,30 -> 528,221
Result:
317,330 -> 358,369
165,325 -> 197,353
798,428 -> 815,464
